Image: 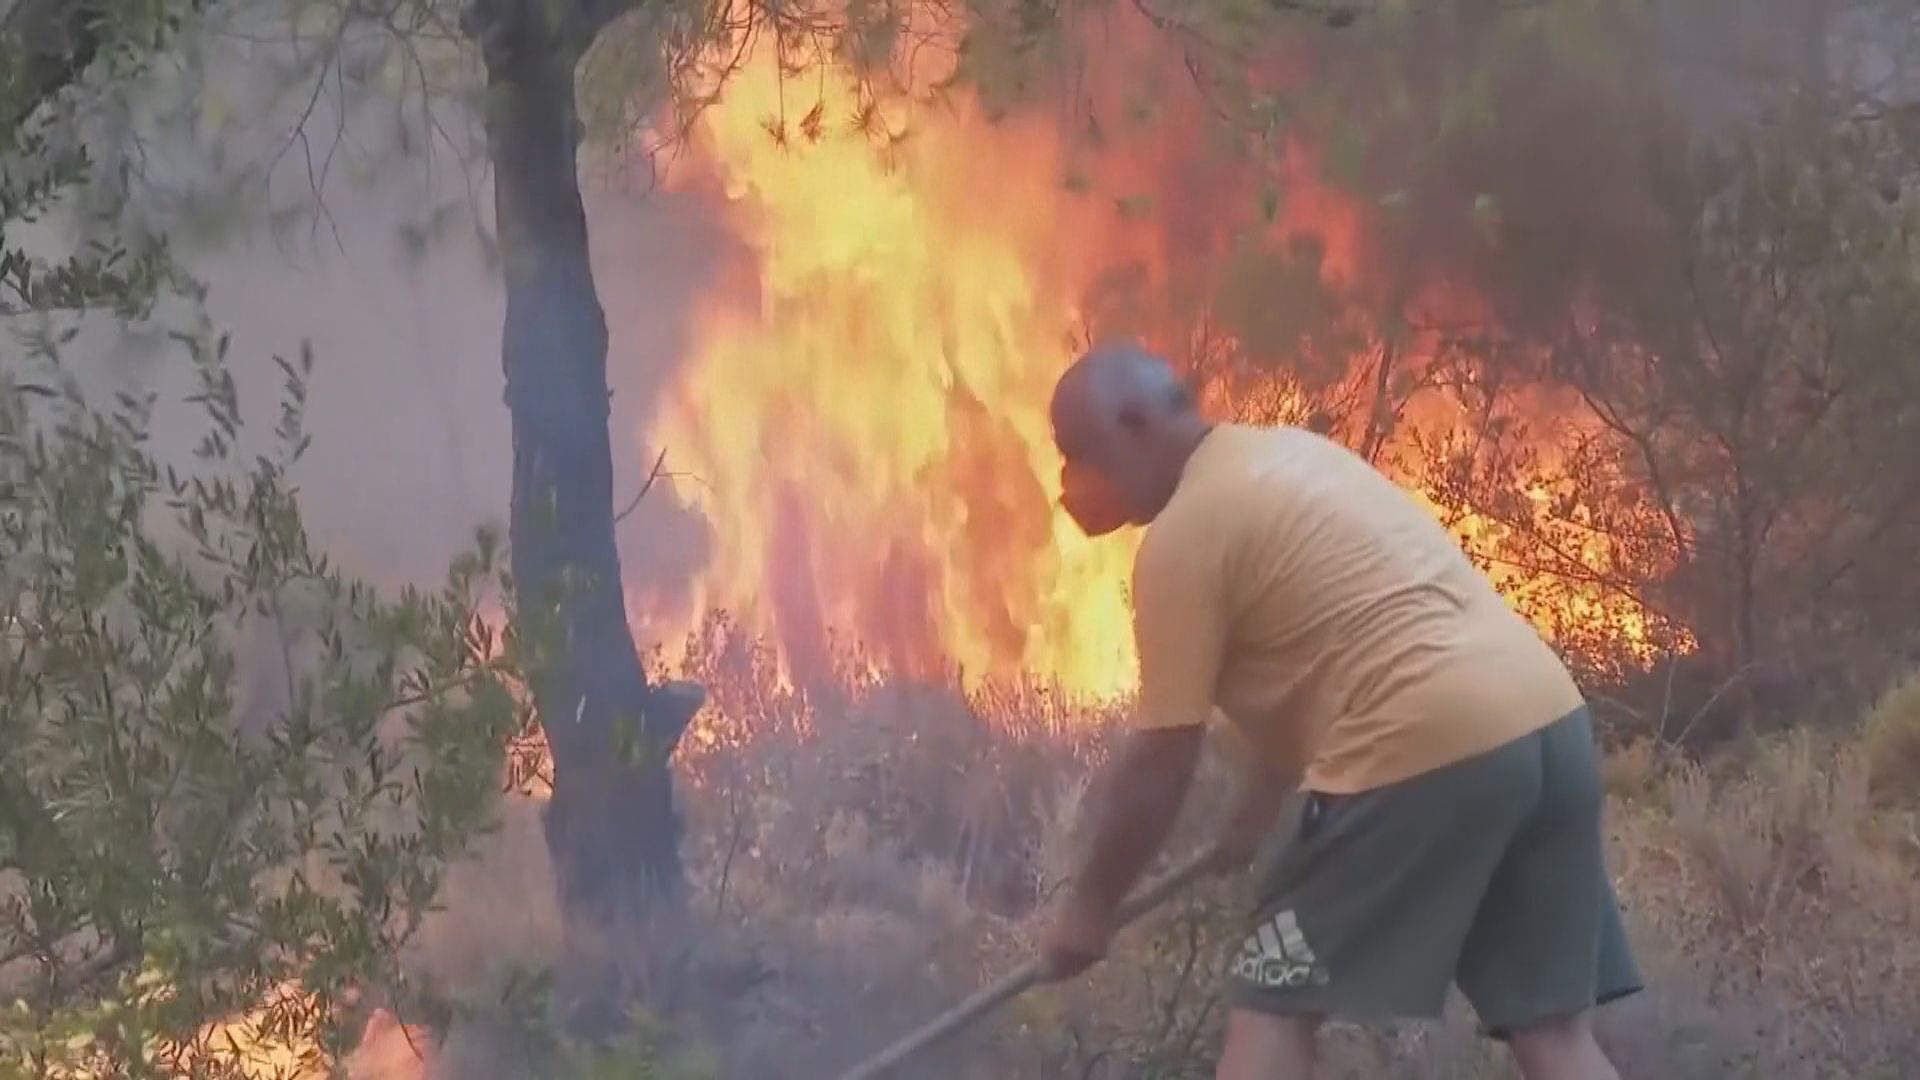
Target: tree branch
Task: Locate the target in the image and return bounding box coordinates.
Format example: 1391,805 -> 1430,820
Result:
613,447 -> 669,524
462,0 -> 648,73
0,0 -> 108,145
1,932 -> 144,1010
575,0 -> 648,46
2,0 -> 220,148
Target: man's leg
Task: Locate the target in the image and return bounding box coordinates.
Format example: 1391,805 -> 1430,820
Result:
1215,1010 -> 1319,1080
1218,731 -> 1550,1074
1507,1010 -> 1621,1080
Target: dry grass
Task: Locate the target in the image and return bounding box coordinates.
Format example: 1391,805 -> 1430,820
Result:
1630,731 -> 1919,1076
363,646 -> 1920,1079
1864,672 -> 1920,809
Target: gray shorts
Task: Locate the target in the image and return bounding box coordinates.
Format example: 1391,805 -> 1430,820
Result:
1225,706 -> 1642,1037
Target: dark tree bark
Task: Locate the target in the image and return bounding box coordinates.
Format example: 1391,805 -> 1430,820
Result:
465,0 -> 704,928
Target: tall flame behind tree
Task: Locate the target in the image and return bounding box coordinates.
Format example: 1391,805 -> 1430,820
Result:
636,0 -> 1920,744
640,1 -> 1693,727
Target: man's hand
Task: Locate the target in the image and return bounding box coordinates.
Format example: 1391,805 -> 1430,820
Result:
1037,892 -> 1119,982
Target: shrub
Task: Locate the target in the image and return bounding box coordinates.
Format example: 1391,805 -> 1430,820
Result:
1863,672 -> 1920,808
1647,732 -> 1918,1075
0,334 -> 534,1077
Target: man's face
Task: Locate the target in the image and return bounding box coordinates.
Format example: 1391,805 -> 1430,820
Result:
1050,367 -> 1141,537
1058,453 -> 1134,537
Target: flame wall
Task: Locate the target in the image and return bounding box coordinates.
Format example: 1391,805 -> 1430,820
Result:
632,7 -> 1677,711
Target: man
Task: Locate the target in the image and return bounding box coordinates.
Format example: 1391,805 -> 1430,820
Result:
1036,343 -> 1641,1080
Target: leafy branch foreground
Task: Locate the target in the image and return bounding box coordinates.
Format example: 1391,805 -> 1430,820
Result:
0,324 -> 541,1078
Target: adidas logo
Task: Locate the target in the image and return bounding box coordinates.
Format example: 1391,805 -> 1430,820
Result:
1231,909 -> 1330,990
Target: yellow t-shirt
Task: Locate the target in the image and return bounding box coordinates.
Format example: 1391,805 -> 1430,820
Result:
1131,423 -> 1584,794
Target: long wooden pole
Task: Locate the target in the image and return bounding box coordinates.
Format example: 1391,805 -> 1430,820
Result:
833,846 -> 1220,1080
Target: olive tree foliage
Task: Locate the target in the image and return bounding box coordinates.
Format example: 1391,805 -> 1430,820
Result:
0,324 -> 538,1077
1,0 -> 209,319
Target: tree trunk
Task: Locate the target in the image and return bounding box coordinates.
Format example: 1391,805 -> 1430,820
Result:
472,0 -> 702,929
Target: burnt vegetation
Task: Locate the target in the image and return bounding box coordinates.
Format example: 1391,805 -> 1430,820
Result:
3,0 -> 1920,1078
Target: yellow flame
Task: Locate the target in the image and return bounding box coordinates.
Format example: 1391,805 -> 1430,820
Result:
640,33 -> 1685,710
194,991 -> 431,1080
650,47 -> 1144,700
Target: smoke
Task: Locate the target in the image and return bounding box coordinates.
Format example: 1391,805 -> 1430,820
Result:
180,164 -> 731,611
23,12 -> 737,632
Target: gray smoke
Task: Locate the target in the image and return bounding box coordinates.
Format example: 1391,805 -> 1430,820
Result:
26,12 -> 733,625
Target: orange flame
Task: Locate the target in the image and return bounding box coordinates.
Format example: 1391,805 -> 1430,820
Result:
640,22 -> 1682,712
194,988 -> 431,1080
649,46 -> 1153,700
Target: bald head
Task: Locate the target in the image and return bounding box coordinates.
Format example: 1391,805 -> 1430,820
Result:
1049,343 -> 1195,456
1049,343 -> 1211,536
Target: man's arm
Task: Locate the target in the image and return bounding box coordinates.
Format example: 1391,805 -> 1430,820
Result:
1062,724 -> 1207,918
1067,518 -> 1222,913
1040,514 -> 1223,979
